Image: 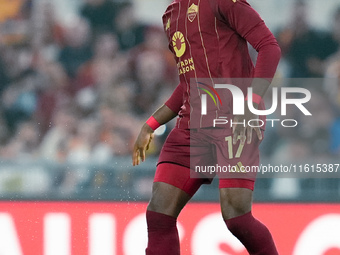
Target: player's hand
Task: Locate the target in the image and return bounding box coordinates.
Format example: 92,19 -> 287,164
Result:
232,104 -> 262,146
132,124 -> 154,166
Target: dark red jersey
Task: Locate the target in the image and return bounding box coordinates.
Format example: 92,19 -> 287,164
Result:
163,0 -> 281,129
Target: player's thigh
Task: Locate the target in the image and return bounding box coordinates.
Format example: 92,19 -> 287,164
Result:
214,130 -> 260,219
219,187 -> 253,220
147,163 -> 205,218
147,182 -> 192,218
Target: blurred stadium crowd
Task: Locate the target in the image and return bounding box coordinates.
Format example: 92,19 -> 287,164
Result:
0,0 -> 179,163
0,0 -> 339,199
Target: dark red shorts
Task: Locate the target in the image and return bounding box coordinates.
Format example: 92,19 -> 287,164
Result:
156,127 -> 262,195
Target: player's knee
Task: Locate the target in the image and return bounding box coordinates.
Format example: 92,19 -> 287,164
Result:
147,183 -> 174,214
220,188 -> 253,220
147,197 -> 162,213
221,202 -> 251,220
146,192 -> 182,217
147,182 -> 191,217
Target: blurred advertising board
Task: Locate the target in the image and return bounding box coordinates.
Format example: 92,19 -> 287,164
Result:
0,202 -> 339,255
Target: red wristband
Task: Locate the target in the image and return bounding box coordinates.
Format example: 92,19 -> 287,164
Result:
146,116 -> 160,131
246,93 -> 262,105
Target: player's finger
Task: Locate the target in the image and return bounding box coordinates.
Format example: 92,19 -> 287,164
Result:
247,126 -> 252,144
140,147 -> 146,162
132,148 -> 138,166
233,126 -> 239,144
239,128 -> 246,146
132,146 -> 137,166
255,127 -> 263,141
232,117 -> 238,134
136,149 -> 141,165
146,135 -> 153,151
136,150 -> 140,165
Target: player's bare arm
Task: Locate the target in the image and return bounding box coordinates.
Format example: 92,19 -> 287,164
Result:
132,105 -> 177,166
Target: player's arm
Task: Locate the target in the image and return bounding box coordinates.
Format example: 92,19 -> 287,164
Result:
132,104 -> 177,166
217,0 -> 281,145
132,83 -> 183,166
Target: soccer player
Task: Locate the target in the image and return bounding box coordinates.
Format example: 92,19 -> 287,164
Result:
132,0 -> 281,254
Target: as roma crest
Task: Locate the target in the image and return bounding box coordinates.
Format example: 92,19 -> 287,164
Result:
187,3 -> 198,22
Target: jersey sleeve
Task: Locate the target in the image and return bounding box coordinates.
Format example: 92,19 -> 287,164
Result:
216,0 -> 281,79
164,83 -> 184,114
